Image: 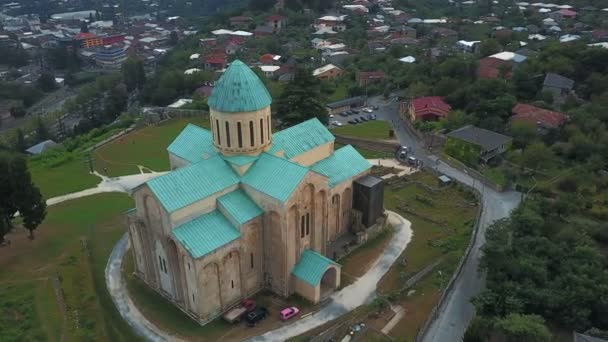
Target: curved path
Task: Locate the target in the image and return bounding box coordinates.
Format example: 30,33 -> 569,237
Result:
104,211 -> 412,342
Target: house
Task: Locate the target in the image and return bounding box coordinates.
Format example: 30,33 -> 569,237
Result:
432,27 -> 458,39
573,332 -> 608,342
511,103 -> 568,131
592,29 -> 608,41
259,65 -> 281,78
477,57 -> 510,79
266,14 -> 286,33
407,96 -> 451,122
26,140 -> 60,155
315,15 -> 347,32
357,71 -> 386,87
127,61 -> 381,326
326,96 -> 367,115
456,40 -> 480,53
254,26 -> 274,38
313,64 -> 343,80
401,26 -> 417,38
229,16 -> 253,28
225,43 -> 241,55
542,73 -> 574,103
446,125 -> 512,162
203,53 -> 227,70
259,53 -> 281,64
398,56 -> 416,63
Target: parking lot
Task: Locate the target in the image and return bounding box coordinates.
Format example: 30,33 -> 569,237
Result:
328,95 -> 399,128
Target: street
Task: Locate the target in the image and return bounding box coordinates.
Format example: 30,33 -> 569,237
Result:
376,97 -> 521,342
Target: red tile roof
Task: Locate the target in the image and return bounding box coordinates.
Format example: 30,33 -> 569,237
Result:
477,57 -> 511,79
558,9 -> 577,16
74,32 -> 97,40
411,96 -> 451,119
511,103 -> 567,128
358,71 -> 386,80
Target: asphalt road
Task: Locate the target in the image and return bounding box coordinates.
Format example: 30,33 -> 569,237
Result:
377,101 -> 522,341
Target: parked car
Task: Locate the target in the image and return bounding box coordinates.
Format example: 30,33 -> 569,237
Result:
279,306 -> 300,321
370,114 -> 377,120
348,120 -> 357,124
360,116 -> 368,122
331,121 -> 343,127
329,114 -> 334,118
340,112 -> 349,117
246,307 -> 269,327
351,109 -> 360,114
362,108 -> 373,113
222,298 -> 256,323
372,105 -> 379,110
354,118 -> 362,123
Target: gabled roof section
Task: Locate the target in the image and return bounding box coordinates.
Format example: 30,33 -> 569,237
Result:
222,154 -> 259,167
311,145 -> 371,188
241,153 -> 309,202
217,189 -> 263,225
172,210 -> 240,259
147,156 -> 239,213
271,118 -> 335,159
292,249 -> 339,286
167,124 -> 217,163
207,60 -> 272,113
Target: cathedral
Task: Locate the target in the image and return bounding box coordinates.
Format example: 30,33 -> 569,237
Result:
126,60 -> 377,325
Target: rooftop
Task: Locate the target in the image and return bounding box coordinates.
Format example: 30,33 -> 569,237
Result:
217,189 -> 263,225
447,125 -> 512,152
171,210 -> 240,259
311,145 -> 371,188
292,249 -> 339,286
241,153 -> 309,202
147,156 -> 239,212
167,124 -> 217,163
207,60 -> 272,113
271,118 -> 335,159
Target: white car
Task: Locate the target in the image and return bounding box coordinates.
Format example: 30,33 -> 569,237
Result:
331,121 -> 343,126
329,114 -> 335,118
362,108 -> 373,113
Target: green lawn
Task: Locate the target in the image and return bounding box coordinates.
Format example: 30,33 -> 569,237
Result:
335,142 -> 392,159
29,154 -> 100,199
379,171 -> 478,294
94,117 -> 210,177
0,193 -> 138,341
331,121 -> 392,140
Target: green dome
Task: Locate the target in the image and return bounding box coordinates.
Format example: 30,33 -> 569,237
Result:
208,60 -> 272,113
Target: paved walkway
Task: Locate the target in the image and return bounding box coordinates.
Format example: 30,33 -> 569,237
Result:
46,170 -> 167,206
367,158 -> 418,179
381,305 -> 404,334
248,211 -> 412,341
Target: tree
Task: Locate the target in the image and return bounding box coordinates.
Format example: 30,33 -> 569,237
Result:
480,39 -> 501,56
250,0 -> 276,11
35,118 -> 50,142
276,66 -> 327,127
14,129 -> 27,153
494,314 -> 551,342
37,73 -> 57,92
80,20 -> 89,33
510,121 -> 537,149
169,31 -> 179,46
0,153 -> 47,242
521,142 -> 553,172
122,58 -> 147,91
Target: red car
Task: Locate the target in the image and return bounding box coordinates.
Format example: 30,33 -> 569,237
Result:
279,306 -> 300,321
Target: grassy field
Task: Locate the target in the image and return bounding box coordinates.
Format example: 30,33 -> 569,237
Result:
94,117 -> 210,177
332,121 -> 393,140
29,153 -> 100,199
0,193 -> 138,341
378,171 -> 479,339
335,143 -> 393,159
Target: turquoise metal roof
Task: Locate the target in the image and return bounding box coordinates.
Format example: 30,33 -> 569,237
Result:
167,124 -> 217,163
292,249 -> 339,286
271,118 -> 335,159
241,153 -> 308,202
207,60 -> 272,113
217,189 -> 263,225
222,154 -> 259,167
172,210 -> 240,259
311,145 -> 371,188
147,156 -> 239,212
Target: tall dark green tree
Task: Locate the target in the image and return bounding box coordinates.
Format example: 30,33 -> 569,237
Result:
14,129 -> 27,153
122,57 -> 147,91
0,153 -> 46,242
275,66 -> 327,127
35,118 -> 50,142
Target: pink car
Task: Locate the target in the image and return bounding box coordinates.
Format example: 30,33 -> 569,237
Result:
279,306 -> 300,321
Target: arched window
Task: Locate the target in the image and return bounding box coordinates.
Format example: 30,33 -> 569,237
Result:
267,116 -> 271,138
215,119 -> 221,144
260,118 -> 265,144
225,121 -> 231,148
249,121 -> 255,147
237,122 -> 243,148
